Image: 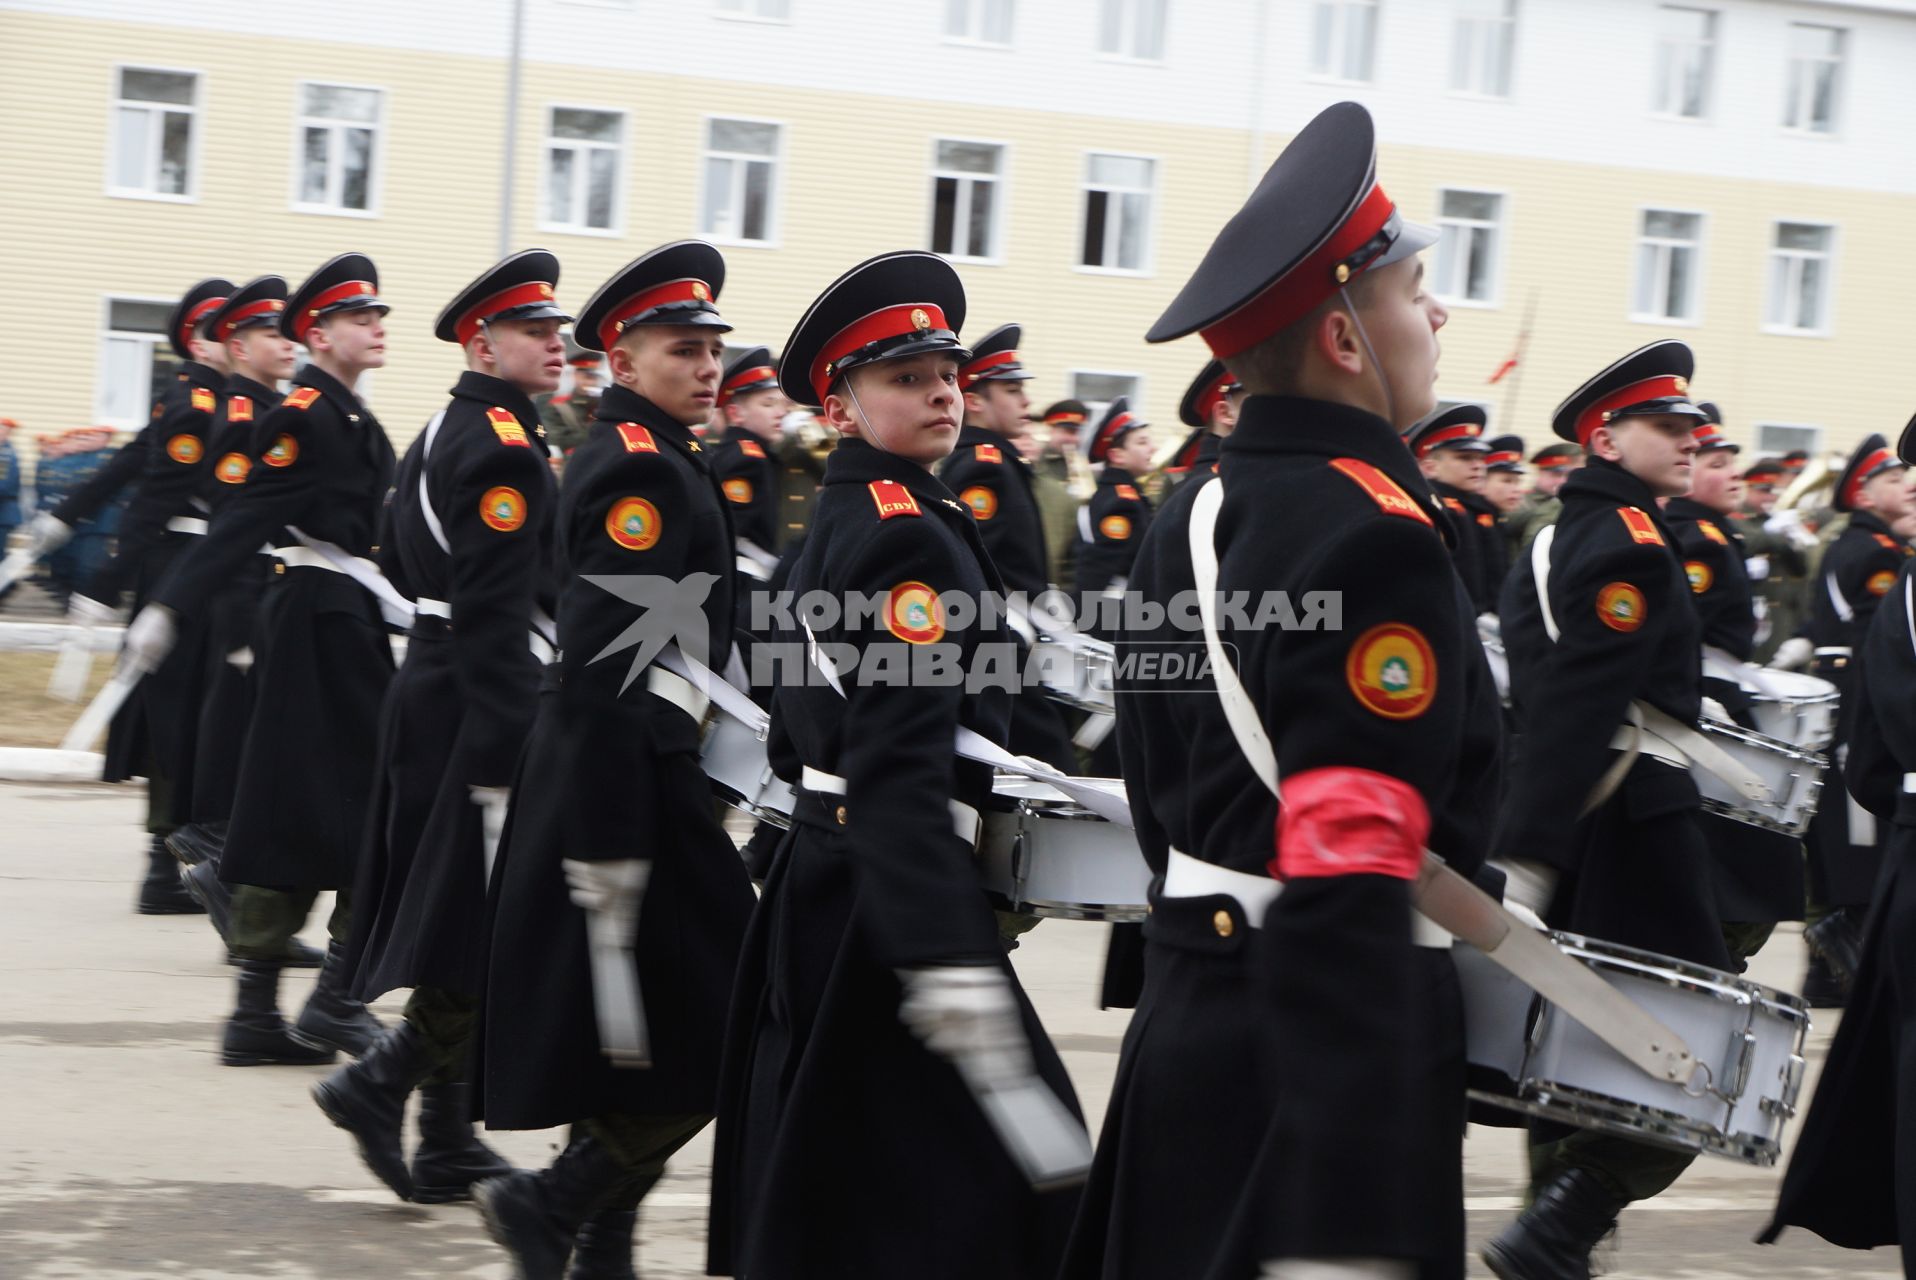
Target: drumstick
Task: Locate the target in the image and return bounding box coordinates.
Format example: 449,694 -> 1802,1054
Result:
61,667 -> 141,753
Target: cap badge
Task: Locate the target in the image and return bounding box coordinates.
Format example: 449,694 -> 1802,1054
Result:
691,281 -> 710,301
1673,376 -> 1689,394
911,308 -> 931,332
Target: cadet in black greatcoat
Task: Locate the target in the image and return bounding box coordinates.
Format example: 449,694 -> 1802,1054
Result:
1074,397 -> 1155,604
1063,101 -> 1500,1280
1486,341 -> 1731,1277
708,252 -> 1086,1280
709,345 -> 784,598
133,254 -> 397,1068
1159,359 -> 1241,493
1408,403 -> 1506,617
316,251 -> 570,1210
472,243 -> 756,1280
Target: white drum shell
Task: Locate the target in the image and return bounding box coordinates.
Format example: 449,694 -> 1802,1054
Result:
978,775 -> 1149,921
1692,717 -> 1825,836
700,712 -> 796,827
1744,671 -> 1838,752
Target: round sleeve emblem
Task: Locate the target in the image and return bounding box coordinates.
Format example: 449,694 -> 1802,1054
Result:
1684,561 -> 1713,595
1868,570 -> 1897,597
1596,582 -> 1647,633
166,434 -> 203,464
262,434 -> 299,468
1099,514 -> 1132,541
215,452 -> 252,485
723,477 -> 754,504
960,486 -> 998,520
1344,622 -> 1437,720
480,486 -> 528,533
605,496 -> 662,550
885,581 -> 945,644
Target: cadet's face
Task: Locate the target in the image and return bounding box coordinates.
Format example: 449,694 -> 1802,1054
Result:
1533,466 -> 1571,497
483,317 -> 566,395
1426,448 -> 1487,491
1594,414 -> 1697,499
312,308 -> 388,370
828,352 -> 962,469
1862,466 -> 1916,522
965,381 -> 1030,435
1688,447 -> 1739,514
1357,257 -> 1447,429
1486,470 -> 1526,513
617,326 -> 726,426
1744,480 -> 1776,513
1110,429 -> 1155,474
234,327 -> 298,381
573,365 -> 603,396
727,387 -> 789,438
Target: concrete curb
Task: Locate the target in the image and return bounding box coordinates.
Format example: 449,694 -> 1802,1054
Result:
0,620 -> 124,653
0,747 -> 107,783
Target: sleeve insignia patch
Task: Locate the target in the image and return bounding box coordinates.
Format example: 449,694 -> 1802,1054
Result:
165,434 -> 203,464
1099,514 -> 1132,541
723,477 -> 754,504
976,444 -> 1002,464
960,486 -> 998,520
190,388 -> 215,413
605,496 -> 662,550
285,387 -> 321,411
615,423 -> 658,454
885,581 -> 946,644
1116,483 -> 1140,501
480,486 -> 528,533
1476,512 -> 1494,528
1685,561 -> 1713,594
229,396 -> 253,424
215,452 -> 252,485
262,434 -> 299,468
1327,458 -> 1433,526
1617,507 -> 1664,546
488,407 -> 530,447
1868,569 -> 1897,597
1345,622 -> 1437,720
868,479 -> 921,520
739,439 -> 766,459
1596,581 -> 1647,632
1699,520 -> 1729,545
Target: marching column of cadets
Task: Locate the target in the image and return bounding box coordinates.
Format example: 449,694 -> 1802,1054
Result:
12,97 -> 1916,1280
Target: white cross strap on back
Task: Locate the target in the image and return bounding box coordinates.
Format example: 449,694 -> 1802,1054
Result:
1188,478 -> 1701,1089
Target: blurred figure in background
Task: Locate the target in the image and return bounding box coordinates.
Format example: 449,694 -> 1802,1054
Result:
37,428 -> 129,604
536,340 -> 603,459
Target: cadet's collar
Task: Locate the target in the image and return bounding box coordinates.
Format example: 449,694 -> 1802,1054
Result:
1850,509 -> 1895,538
1563,456 -> 1660,511
450,369 -> 541,439
182,360 -> 225,391
1099,464 -> 1137,486
292,362 -> 366,417
1195,431 -> 1224,466
595,383 -> 705,454
1225,394 -> 1425,492
722,423 -> 763,448
1664,496 -> 1730,524
822,437 -> 963,505
957,421 -> 1010,448
223,372 -> 277,400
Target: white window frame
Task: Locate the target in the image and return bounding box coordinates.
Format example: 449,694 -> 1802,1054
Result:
107,64 -> 201,203
1431,186 -> 1507,309
1651,5 -> 1717,122
540,103 -> 627,237
1756,423 -> 1823,456
698,114 -> 786,249
1449,0 -> 1518,100
289,81 -> 386,218
1076,150 -> 1159,278
95,294 -> 178,429
944,0 -> 1015,46
1782,22 -> 1846,137
1763,219 -> 1838,338
1630,206 -> 1707,327
715,0 -> 791,23
927,136 -> 1009,266
1096,0 -> 1168,64
1309,0 -> 1379,84
1068,370 -> 1145,427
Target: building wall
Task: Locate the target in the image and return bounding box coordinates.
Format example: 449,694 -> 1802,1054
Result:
1,0 -> 1911,470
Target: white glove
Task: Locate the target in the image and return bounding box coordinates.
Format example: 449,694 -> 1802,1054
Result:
896,964 -> 1033,1090
564,857 -> 652,1067
1701,696 -> 1731,723
469,785 -> 510,882
1769,636 -> 1814,671
1492,858 -> 1558,918
121,604 -> 177,675
26,512 -> 73,558
1764,509 -> 1821,551
66,594 -> 116,628
1745,555 -> 1771,582
1476,613 -> 1501,644
563,857 -> 649,948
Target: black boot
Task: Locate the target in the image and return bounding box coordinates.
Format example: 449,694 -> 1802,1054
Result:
1481,1168 -> 1625,1280
227,937 -> 324,968
222,960 -> 337,1067
475,1136 -> 630,1280
1806,910 -> 1864,986
1802,952 -> 1849,1008
180,860 -> 234,941
411,1081 -> 516,1204
137,835 -> 204,915
290,942 -> 384,1058
164,822 -> 226,868
565,1172 -> 657,1280
311,1020 -> 435,1200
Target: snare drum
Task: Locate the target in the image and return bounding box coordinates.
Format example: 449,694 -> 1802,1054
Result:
1457,932 -> 1810,1166
1693,716 -> 1825,836
977,775 -> 1149,921
1031,632 -> 1116,713
1745,670 -> 1838,752
700,711 -> 796,827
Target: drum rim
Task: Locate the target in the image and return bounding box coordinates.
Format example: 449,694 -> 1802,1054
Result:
1466,1083 -> 1782,1167
1549,930 -> 1811,1013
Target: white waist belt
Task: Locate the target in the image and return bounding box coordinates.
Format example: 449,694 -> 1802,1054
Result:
735,553 -> 772,581
1903,773 -> 1916,795
412,596 -> 556,663
1607,723 -> 1687,769
166,515 -> 208,535
270,545 -> 348,572
1815,646 -> 1852,658
415,597 -> 452,619
798,765 -> 981,846
646,666 -> 710,723
1163,847 -> 1451,948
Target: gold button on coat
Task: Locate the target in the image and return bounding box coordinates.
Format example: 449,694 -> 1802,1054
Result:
834,805 -> 848,825
1213,909 -> 1234,938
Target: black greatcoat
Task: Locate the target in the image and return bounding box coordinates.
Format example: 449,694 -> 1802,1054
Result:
708,423 -> 779,556
1762,557 -> 1916,1256
707,439 -> 1083,1280
1430,478 -> 1505,617
476,384 -> 754,1130
1800,511 -> 1909,908
1663,495 -> 1804,928
1496,460 -> 1729,970
1061,397 -> 1500,1280
346,372 -> 556,1002
151,364 -> 397,890
1075,463 -> 1153,597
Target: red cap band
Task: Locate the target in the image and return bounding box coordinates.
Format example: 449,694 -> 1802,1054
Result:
456,280 -> 558,346
1486,450 -> 1521,466
1414,421 -> 1481,458
810,303 -> 950,404
1571,374 -> 1691,446
718,364 -> 778,406
1844,447 -> 1895,509
1046,411 -> 1086,427
1199,183 -> 1396,361
181,295 -> 228,349
959,349 -> 1021,388
296,280 -> 379,339
1196,372 -> 1238,424
215,298 -> 286,342
596,278 -> 714,352
1090,411 -> 1137,464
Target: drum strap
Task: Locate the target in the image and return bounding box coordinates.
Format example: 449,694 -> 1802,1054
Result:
1826,569 -> 1854,623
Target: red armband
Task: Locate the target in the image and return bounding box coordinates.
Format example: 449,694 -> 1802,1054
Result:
1272,766 -> 1430,882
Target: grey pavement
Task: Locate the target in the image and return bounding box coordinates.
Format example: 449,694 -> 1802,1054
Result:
0,779 -> 1897,1278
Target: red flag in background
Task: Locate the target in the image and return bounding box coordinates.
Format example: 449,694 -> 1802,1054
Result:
1488,352 -> 1520,384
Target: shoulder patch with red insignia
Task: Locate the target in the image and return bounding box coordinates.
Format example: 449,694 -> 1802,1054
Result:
615,423 -> 658,454
885,581 -> 945,644
1868,570 -> 1897,597
228,396 -> 253,424
1443,496 -> 1465,514
1873,533 -> 1899,551
165,434 -> 203,464
975,443 -> 1002,464
739,439 -> 766,459
1116,483 -> 1140,501
1476,512 -> 1494,528
191,387 -> 215,413
1698,520 -> 1729,545
1327,458 -> 1434,527
869,479 -> 921,520
1617,507 -> 1663,546
285,387 -> 321,411
487,407 -> 530,447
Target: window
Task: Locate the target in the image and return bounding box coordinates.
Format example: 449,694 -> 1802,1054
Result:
1757,424 -> 1822,456
1783,23 -> 1844,134
1079,153 -> 1156,273
701,118 -> 782,245
1433,189 -> 1504,305
717,0 -> 790,19
543,107 -> 623,234
945,0 -> 1013,44
1632,209 -> 1704,322
1450,0 -> 1516,97
1652,6 -> 1715,119
294,84 -> 383,214
1766,222 -> 1836,335
110,68 -> 197,198
1098,0 -> 1166,61
1311,1 -> 1378,82
96,298 -> 181,428
929,140 -> 1005,263
1069,372 -> 1141,425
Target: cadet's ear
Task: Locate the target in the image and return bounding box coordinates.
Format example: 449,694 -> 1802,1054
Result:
821,388 -> 861,441
1311,306 -> 1365,379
